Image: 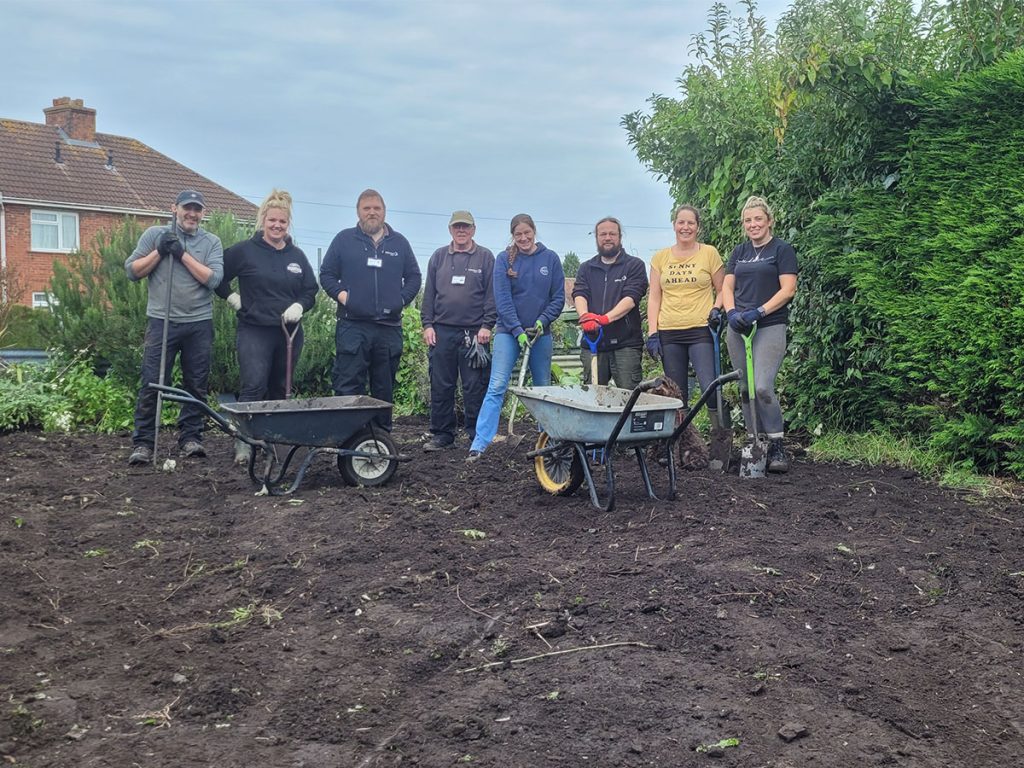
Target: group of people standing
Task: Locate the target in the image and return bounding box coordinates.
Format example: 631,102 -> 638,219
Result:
124,188 -> 797,474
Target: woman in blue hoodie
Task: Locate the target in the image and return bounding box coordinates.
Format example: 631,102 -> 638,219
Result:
467,214 -> 565,461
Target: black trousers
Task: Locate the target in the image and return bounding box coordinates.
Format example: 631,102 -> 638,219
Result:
332,319 -> 403,430
237,321 -> 304,402
428,325 -> 490,442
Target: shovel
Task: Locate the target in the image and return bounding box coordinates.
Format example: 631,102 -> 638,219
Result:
739,324 -> 767,479
152,221 -> 177,464
582,326 -> 606,464
708,314 -> 732,471
506,333 -> 536,437
281,317 -> 301,399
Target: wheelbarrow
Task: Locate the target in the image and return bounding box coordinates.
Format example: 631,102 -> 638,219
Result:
514,370 -> 740,512
149,384 -> 410,495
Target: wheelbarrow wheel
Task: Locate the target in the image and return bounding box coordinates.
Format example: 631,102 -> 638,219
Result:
534,432 -> 584,496
338,429 -> 398,487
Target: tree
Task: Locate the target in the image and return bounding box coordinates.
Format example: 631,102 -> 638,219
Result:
562,251 -> 580,277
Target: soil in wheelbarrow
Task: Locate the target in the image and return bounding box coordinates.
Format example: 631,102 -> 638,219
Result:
1,419 -> 1022,767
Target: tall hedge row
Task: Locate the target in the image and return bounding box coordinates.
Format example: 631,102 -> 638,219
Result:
789,51 -> 1024,473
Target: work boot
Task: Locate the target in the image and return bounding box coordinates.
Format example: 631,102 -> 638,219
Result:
423,435 -> 454,452
128,445 -> 153,466
181,440 -> 206,458
767,438 -> 790,473
234,439 -> 252,465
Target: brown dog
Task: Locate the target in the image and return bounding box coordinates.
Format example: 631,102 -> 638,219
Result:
650,376 -> 709,471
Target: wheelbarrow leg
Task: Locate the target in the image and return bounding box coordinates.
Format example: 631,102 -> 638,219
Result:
575,442 -> 617,513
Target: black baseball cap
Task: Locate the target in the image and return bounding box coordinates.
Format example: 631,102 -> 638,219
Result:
175,189 -> 206,208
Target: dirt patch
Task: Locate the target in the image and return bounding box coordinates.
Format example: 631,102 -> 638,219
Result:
1,420 -> 1022,767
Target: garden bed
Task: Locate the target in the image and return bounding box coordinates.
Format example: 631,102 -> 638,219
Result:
1,421 -> 1021,766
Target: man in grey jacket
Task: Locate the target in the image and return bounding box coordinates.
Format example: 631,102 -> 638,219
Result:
420,210 -> 496,450
125,190 -> 224,465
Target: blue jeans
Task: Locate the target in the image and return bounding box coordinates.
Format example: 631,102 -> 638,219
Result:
237,321 -> 304,402
470,332 -> 552,453
132,317 -> 213,448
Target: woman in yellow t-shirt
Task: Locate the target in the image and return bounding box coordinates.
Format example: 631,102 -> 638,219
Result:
646,205 -> 724,419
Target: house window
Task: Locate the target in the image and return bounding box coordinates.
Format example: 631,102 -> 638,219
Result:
31,292 -> 56,309
31,210 -> 79,252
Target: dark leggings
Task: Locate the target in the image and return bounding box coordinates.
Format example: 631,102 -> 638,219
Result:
662,340 -> 717,410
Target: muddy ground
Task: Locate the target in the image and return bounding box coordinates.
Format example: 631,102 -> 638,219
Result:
1,419 -> 1022,767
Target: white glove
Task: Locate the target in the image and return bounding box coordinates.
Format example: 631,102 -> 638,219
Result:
226,292 -> 242,311
282,302 -> 304,323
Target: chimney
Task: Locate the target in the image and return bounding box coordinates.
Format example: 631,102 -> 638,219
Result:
44,97 -> 96,142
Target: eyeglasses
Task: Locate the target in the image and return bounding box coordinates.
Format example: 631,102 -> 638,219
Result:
451,223 -> 473,230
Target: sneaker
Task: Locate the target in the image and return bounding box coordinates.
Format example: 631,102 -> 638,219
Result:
465,450 -> 483,464
234,439 -> 252,465
423,436 -> 454,453
128,445 -> 153,466
767,438 -> 790,473
181,440 -> 206,458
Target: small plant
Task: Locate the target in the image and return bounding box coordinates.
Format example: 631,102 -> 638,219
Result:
132,539 -> 161,555
490,636 -> 511,658
696,737 -> 740,753
12,516 -> 25,529
83,548 -> 110,558
459,529 -> 487,540
544,691 -> 560,701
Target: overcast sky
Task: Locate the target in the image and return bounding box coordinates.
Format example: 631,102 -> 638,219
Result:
4,0 -> 786,269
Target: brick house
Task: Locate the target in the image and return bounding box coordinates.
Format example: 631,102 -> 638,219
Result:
0,97 -> 256,307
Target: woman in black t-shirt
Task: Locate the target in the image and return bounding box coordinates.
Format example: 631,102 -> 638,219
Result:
721,196 -> 798,472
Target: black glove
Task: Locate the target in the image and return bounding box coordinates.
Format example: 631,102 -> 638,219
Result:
708,307 -> 724,328
645,332 -> 662,360
465,339 -> 491,369
727,309 -> 751,333
157,232 -> 184,261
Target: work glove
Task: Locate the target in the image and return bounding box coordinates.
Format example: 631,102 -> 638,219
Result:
465,339 -> 491,369
517,332 -> 529,348
708,307 -> 724,328
525,319 -> 545,340
282,302 -> 304,323
157,232 -> 184,260
226,292 -> 242,311
579,312 -> 610,335
727,309 -> 750,332
741,308 -> 763,327
645,332 -> 662,360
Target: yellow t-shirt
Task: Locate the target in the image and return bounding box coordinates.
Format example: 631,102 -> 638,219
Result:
651,244 -> 723,330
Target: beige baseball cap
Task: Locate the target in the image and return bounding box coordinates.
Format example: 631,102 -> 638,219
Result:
449,210 -> 475,226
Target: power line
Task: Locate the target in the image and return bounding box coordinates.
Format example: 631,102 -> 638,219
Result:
242,194 -> 668,231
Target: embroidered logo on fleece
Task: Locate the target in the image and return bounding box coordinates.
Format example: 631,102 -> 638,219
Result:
287,263 -> 303,274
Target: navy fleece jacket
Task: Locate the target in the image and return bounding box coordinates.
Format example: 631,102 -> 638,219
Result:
319,224 -> 421,326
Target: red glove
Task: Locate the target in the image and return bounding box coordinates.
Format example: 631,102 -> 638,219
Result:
579,312 -> 600,334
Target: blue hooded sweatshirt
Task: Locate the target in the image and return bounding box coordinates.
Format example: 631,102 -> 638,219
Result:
492,243 -> 565,336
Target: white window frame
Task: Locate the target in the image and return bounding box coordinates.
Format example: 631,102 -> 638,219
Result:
30,209 -> 79,253
31,292 -> 57,309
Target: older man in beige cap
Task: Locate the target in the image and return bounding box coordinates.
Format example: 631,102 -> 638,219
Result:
420,211 -> 496,451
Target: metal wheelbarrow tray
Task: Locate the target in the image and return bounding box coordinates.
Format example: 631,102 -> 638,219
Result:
151,385 -> 409,495
512,371 -> 739,512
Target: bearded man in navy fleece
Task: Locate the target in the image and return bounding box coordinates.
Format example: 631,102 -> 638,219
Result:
318,189 -> 421,430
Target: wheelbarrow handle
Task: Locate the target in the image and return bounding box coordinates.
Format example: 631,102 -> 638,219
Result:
147,383 -> 238,437
670,369 -> 740,440
637,376 -> 665,393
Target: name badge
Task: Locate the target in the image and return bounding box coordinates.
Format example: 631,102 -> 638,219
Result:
367,257 -> 383,268
451,275 -> 466,285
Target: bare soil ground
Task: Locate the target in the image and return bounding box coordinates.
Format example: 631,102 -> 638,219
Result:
1,419 -> 1022,767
